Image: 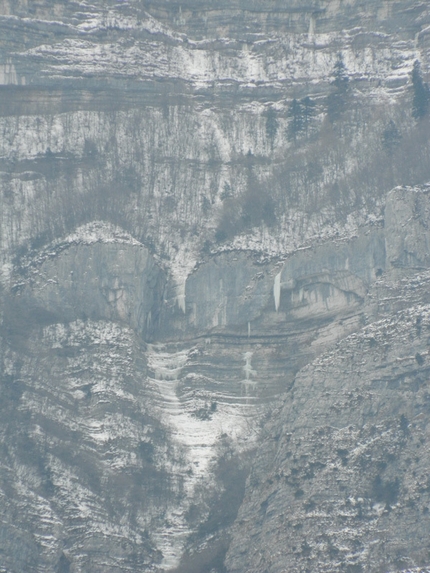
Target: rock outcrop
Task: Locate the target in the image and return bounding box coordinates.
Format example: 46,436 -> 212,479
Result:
226,302 -> 430,573
1,1 -> 430,572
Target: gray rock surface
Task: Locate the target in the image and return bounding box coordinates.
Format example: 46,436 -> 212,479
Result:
226,303 -> 430,573
1,1 -> 430,572
13,237 -> 165,339
224,184 -> 430,573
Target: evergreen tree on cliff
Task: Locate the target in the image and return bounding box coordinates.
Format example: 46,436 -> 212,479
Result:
301,96 -> 316,137
412,60 -> 430,120
287,99 -> 304,142
265,107 -> 279,150
382,120 -> 402,154
327,55 -> 350,122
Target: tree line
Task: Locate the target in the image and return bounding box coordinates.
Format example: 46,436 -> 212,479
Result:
266,55 -> 430,149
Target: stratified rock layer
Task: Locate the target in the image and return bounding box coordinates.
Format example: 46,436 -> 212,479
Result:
226,303 -> 430,573
1,1 -> 430,572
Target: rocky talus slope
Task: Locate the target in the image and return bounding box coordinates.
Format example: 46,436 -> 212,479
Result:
1,1 -> 430,572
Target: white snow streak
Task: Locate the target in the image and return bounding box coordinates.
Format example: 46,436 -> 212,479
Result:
274,270 -> 282,312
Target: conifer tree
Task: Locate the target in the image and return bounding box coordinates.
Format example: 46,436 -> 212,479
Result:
287,99 -> 304,142
265,107 -> 279,150
412,60 -> 430,120
327,55 -> 350,122
332,55 -> 349,92
382,120 -> 401,154
301,96 -> 316,137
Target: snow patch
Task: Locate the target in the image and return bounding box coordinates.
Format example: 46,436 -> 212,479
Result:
62,221 -> 142,246
146,342 -> 259,569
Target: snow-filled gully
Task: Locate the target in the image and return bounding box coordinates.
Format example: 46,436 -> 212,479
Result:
146,343 -> 259,569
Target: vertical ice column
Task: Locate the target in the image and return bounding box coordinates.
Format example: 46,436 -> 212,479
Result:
242,351 -> 257,397
274,271 -> 282,312
177,281 -> 186,314
0,59 -> 18,85
308,14 -> 316,39
243,352 -> 256,380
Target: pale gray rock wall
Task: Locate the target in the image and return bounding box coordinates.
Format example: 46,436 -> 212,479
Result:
385,185 -> 430,271
12,241 -> 165,339
2,173 -> 430,573
173,228 -> 384,338
223,186 -> 430,572
225,304 -> 430,573
1,0 -> 430,571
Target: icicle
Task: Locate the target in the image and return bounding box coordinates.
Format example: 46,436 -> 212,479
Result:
177,281 -> 186,314
274,271 -> 282,312
241,351 -> 257,397
308,14 -> 316,39
248,321 -> 251,338
243,352 -> 256,381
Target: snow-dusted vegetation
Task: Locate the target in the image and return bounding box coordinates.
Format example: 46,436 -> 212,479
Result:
1,1 -> 430,572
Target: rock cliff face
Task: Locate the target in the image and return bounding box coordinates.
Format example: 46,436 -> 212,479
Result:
224,186 -> 430,573
226,301 -> 430,573
1,1 -> 430,572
